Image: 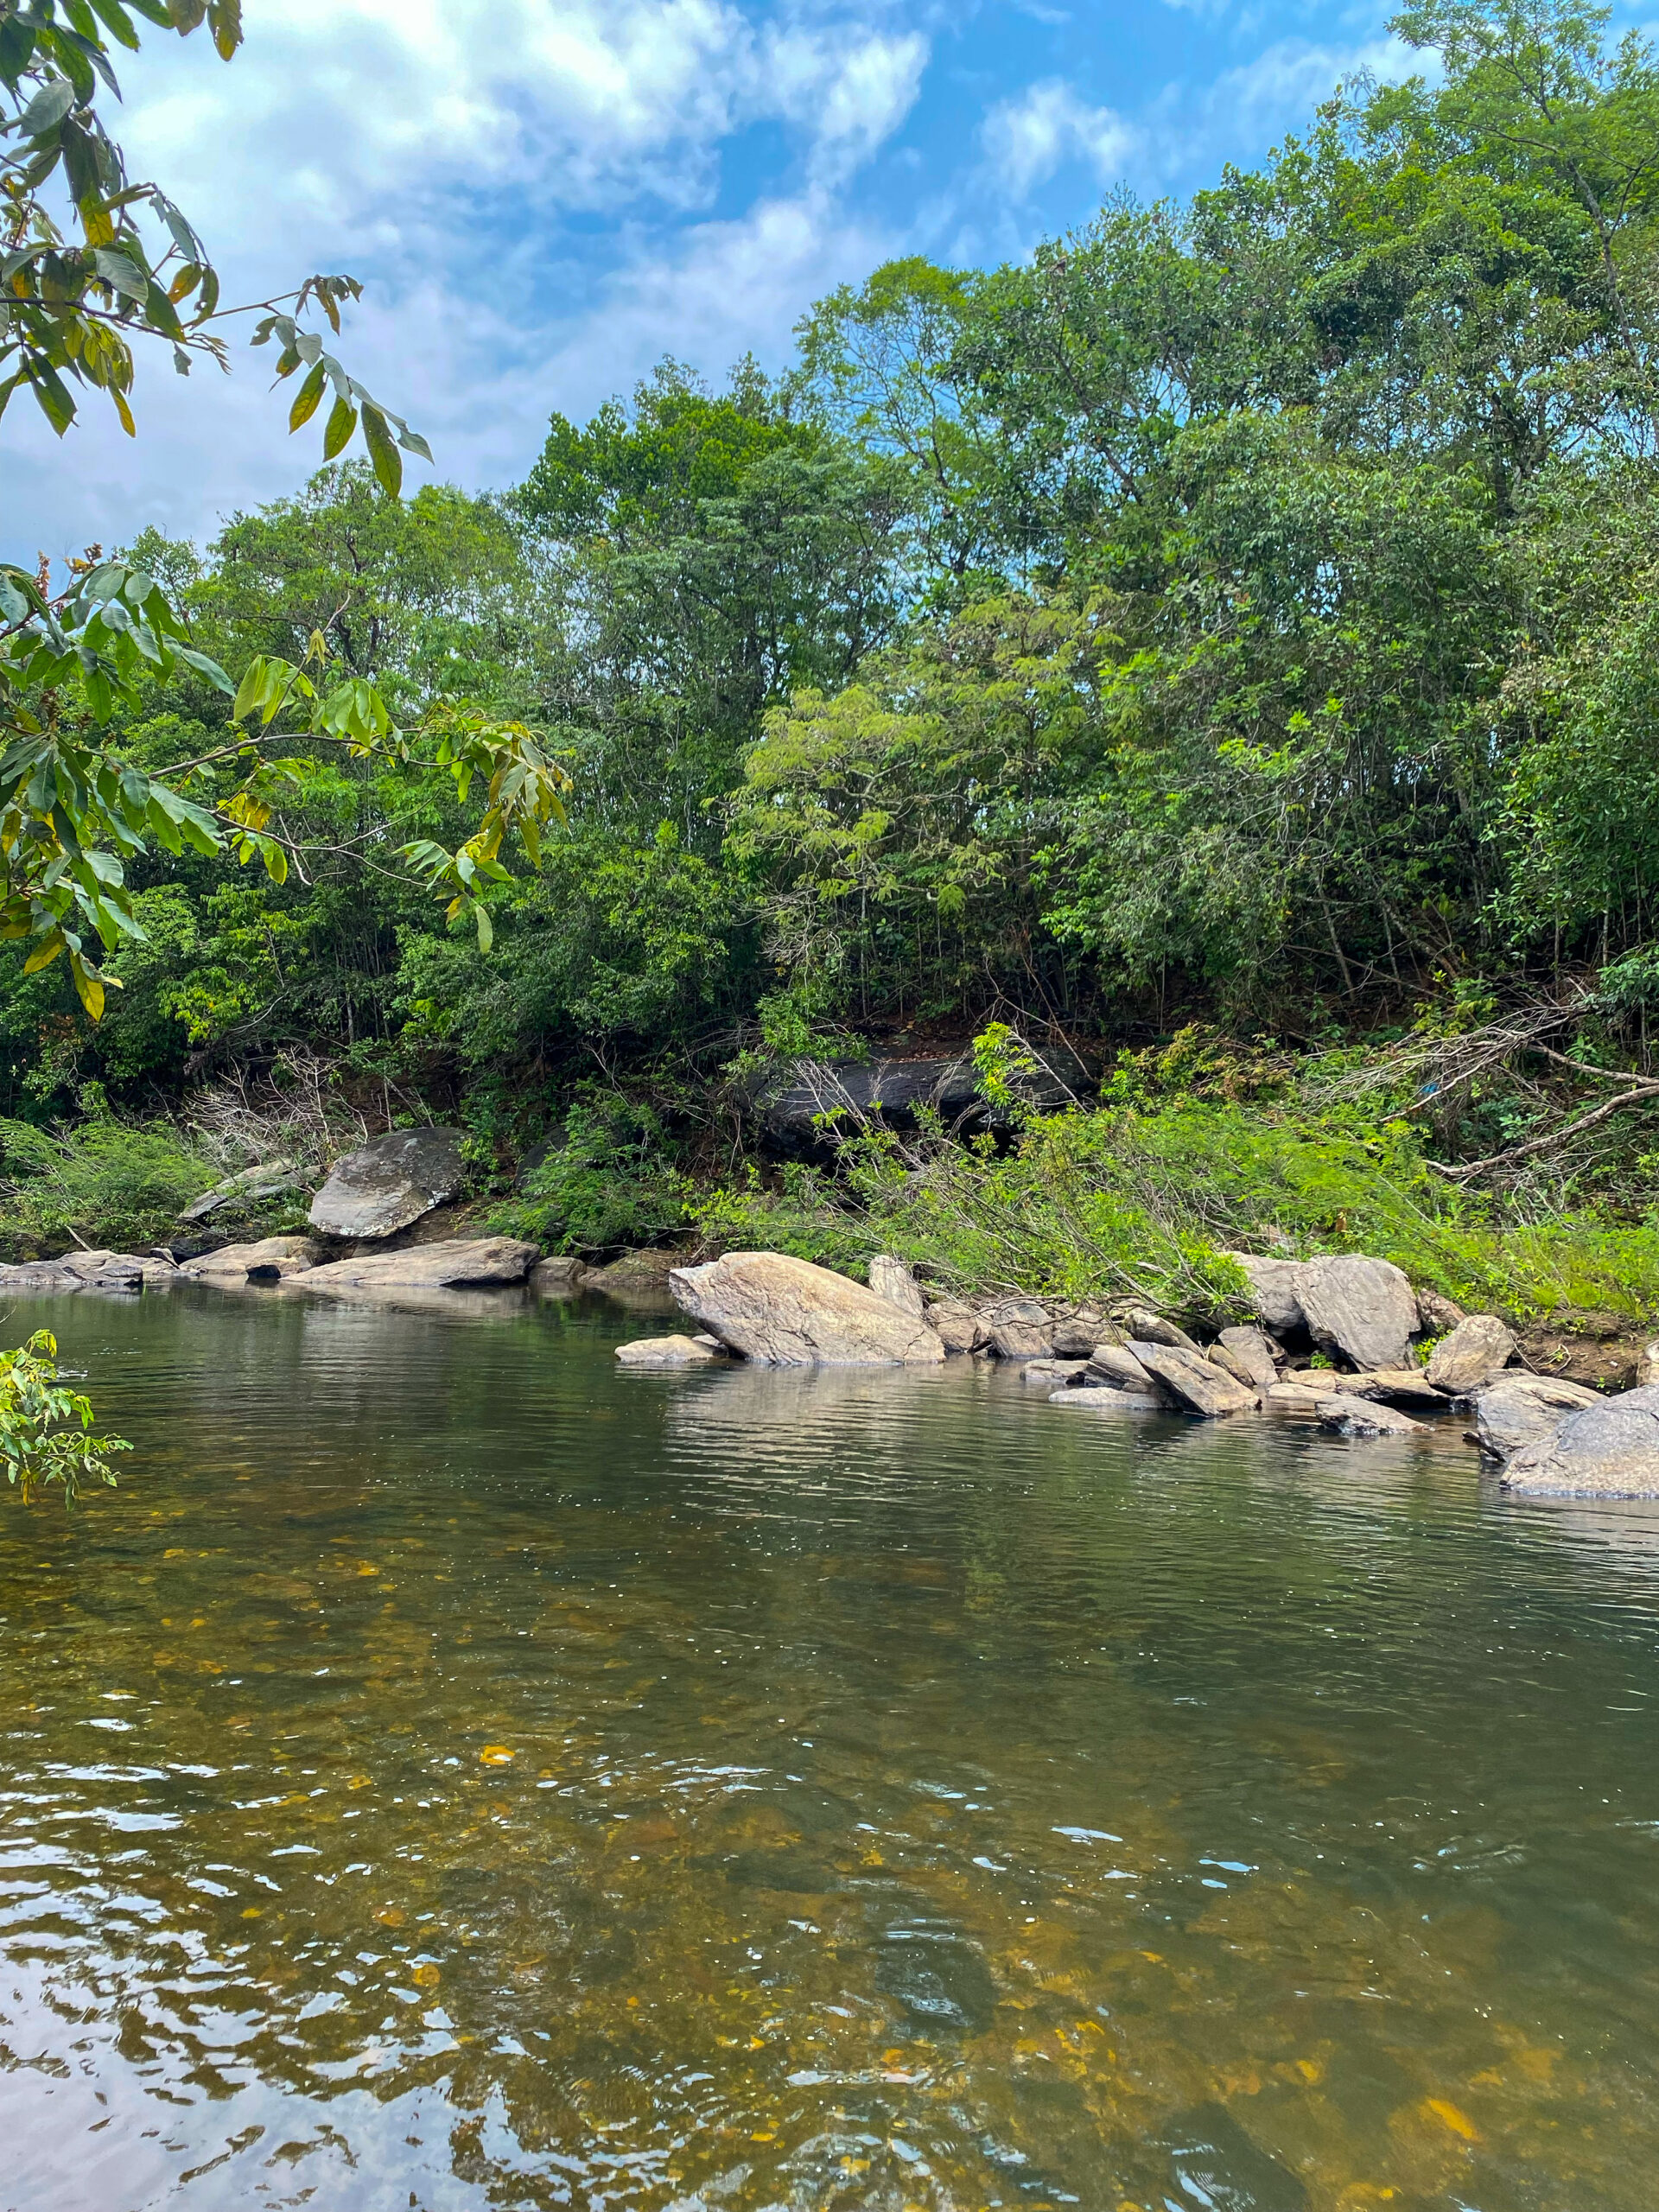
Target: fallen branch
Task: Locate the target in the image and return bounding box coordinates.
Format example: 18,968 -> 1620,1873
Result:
1435,1080 -> 1659,1179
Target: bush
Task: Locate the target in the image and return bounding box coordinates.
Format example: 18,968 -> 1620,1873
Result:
0,1114 -> 219,1259
486,1099 -> 692,1255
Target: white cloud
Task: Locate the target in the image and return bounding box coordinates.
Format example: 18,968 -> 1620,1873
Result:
980,79 -> 1137,200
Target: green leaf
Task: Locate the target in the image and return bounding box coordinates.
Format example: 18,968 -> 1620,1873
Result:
29,365 -> 77,437
321,391 -> 358,461
231,655 -> 270,721
18,76 -> 76,138
288,359 -> 327,433
360,404 -> 403,497
93,245 -> 149,302
175,646 -> 233,691
474,901 -> 493,952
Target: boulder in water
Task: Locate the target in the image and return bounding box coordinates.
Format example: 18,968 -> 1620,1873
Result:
1132,1341 -> 1258,1416
1500,1382 -> 1659,1496
296,1236 -> 537,1295
181,1236 -> 316,1281
1425,1313 -> 1516,1394
307,1126 -> 466,1241
1317,1393 -> 1427,1437
1298,1255 -> 1420,1371
669,1250 -> 944,1365
614,1333 -> 726,1368
1471,1374 -> 1600,1461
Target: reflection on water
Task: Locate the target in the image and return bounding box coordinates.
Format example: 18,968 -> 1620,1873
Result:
4,1286 -> 1659,2209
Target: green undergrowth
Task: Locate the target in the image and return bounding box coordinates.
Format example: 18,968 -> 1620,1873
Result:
693,1102 -> 1659,1328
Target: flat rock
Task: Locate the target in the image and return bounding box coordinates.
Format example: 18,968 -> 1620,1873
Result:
1085,1342 -> 1162,1395
868,1254 -> 928,1319
1266,1381 -> 1328,1414
1501,1383 -> 1659,1497
1298,1255 -> 1419,1372
981,1296 -> 1054,1362
181,1236 -> 317,1282
1426,1313 -> 1516,1395
1472,1375 -> 1601,1462
1049,1387 -> 1165,1411
0,1249 -> 149,1294
1132,1340 -> 1258,1416
1217,1325 -> 1281,1391
1020,1358 -> 1089,1386
1341,1368 -> 1446,1410
308,1127 -> 466,1240
296,1236 -> 538,1294
1317,1393 -> 1427,1437
925,1297 -> 988,1354
614,1333 -> 725,1368
1223,1251 -> 1306,1334
670,1250 -> 944,1366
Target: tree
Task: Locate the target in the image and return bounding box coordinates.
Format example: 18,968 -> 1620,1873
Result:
0,0 -> 569,1014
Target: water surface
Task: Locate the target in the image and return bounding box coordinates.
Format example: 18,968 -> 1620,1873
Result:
3,1285 -> 1659,2211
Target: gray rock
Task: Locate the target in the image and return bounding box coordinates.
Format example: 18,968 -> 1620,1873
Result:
1266,1381 -> 1329,1415
296,1236 -> 538,1295
614,1333 -> 725,1368
1085,1342 -> 1163,1395
528,1255 -> 584,1294
1415,1287 -> 1467,1334
754,1042 -> 1091,1148
982,1296 -> 1054,1361
1050,1306 -> 1109,1357
1132,1341 -> 1259,1417
925,1297 -> 988,1354
1223,1250 -> 1306,1334
181,1235 -> 316,1282
1317,1394 -> 1427,1437
179,1157 -> 302,1223
1020,1358 -> 1090,1386
868,1254 -> 928,1320
1501,1383 -> 1659,1497
1340,1368 -> 1446,1410
670,1250 -> 945,1366
1637,1340 -> 1659,1389
1471,1375 -> 1602,1461
1126,1309 -> 1201,1352
1425,1313 -> 1516,1395
1298,1255 -> 1420,1372
0,1249 -> 149,1294
1216,1325 -> 1281,1391
1049,1387 -> 1165,1411
1208,1342 -> 1264,1390
307,1126 -> 467,1241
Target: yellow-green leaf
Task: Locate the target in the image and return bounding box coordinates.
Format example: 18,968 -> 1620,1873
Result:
288,359 -> 327,434
321,392 -> 357,461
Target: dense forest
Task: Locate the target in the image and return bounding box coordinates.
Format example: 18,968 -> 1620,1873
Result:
9,0 -> 1659,1325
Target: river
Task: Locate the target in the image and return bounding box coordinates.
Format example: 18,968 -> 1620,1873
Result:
3,1281 -> 1658,2210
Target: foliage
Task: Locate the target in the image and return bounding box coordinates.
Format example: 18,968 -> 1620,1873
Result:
0,1328 -> 128,1509
0,1107 -> 214,1255
486,1099 -> 692,1256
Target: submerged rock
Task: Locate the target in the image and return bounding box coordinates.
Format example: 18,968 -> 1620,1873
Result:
669,1250 -> 945,1366
1050,1385 -> 1164,1410
614,1333 -> 726,1368
181,1236 -> 316,1282
1132,1341 -> 1258,1416
296,1236 -> 537,1294
1317,1393 -> 1427,1437
1298,1255 -> 1420,1372
1425,1313 -> 1516,1395
1501,1383 -> 1659,1497
1471,1374 -> 1601,1461
307,1126 -> 467,1241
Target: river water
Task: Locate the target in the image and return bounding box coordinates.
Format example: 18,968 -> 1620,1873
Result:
3,1284 -> 1659,2211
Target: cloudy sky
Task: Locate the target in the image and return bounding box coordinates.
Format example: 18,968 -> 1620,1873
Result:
5,0 -> 1420,560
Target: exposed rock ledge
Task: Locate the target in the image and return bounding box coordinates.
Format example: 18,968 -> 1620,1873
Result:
669,1250 -> 944,1365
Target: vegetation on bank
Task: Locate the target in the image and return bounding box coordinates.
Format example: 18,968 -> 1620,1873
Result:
8,0 -> 1659,1337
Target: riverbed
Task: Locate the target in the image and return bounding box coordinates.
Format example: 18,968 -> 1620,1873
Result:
3,1283 -> 1658,2210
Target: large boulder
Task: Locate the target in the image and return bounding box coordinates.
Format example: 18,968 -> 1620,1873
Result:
925,1296 -> 988,1354
981,1296 -> 1054,1362
1297,1255 -> 1419,1372
1425,1313 -> 1516,1395
753,1043 -> 1091,1149
1501,1383 -> 1659,1497
669,1251 -> 945,1366
1471,1374 -> 1601,1462
1132,1341 -> 1258,1417
1085,1342 -> 1163,1395
295,1236 -> 537,1295
307,1127 -> 467,1241
181,1236 -> 316,1282
1223,1251 -> 1306,1334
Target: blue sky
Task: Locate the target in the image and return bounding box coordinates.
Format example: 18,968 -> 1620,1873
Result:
5,0 -> 1423,558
